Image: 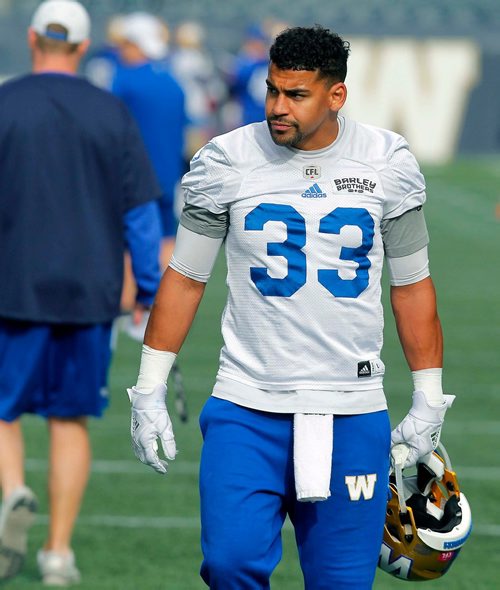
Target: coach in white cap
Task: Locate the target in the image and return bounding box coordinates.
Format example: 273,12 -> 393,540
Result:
0,1 -> 162,585
31,0 -> 90,43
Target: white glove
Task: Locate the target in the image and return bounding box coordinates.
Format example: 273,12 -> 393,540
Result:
127,383 -> 177,474
391,390 -> 455,469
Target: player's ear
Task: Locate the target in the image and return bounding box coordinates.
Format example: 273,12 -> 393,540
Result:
328,82 -> 347,112
27,27 -> 37,50
77,38 -> 91,58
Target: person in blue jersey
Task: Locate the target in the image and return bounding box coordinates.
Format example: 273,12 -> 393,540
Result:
229,24 -> 270,126
112,12 -> 188,273
127,26 -> 455,589
0,1 -> 162,585
83,14 -> 125,90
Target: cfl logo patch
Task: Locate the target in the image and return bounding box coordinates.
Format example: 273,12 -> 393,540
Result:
303,165 -> 321,180
345,474 -> 377,501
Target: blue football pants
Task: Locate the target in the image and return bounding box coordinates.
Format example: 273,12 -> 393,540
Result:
199,397 -> 390,589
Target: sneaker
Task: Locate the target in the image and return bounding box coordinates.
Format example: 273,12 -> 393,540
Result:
0,485 -> 38,580
37,549 -> 81,586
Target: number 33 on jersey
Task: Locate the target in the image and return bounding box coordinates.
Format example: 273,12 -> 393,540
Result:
182,117 -> 426,396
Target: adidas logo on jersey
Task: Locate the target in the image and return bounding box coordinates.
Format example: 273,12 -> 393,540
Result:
357,359 -> 385,378
358,362 -> 372,377
301,183 -> 327,198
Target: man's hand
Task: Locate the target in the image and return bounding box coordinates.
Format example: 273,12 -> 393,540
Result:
127,383 -> 176,474
123,304 -> 150,342
391,390 -> 455,468
132,302 -> 150,328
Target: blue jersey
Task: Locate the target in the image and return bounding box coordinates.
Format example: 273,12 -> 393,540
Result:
0,73 -> 161,324
112,61 -> 188,202
232,56 -> 268,125
84,43 -> 122,90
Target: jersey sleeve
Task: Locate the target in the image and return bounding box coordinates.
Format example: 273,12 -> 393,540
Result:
381,206 -> 429,258
380,136 -> 427,220
110,67 -> 123,98
123,201 -> 162,305
181,141 -> 242,214
121,107 -> 162,211
180,203 -> 229,239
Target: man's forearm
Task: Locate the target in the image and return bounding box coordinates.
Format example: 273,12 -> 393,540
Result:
144,266 -> 206,352
390,276 -> 443,370
124,202 -> 162,306
129,267 -> 204,474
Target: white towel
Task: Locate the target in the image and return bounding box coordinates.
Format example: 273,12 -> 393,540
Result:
293,413 -> 333,502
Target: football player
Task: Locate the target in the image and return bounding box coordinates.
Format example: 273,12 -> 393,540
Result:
128,25 -> 453,588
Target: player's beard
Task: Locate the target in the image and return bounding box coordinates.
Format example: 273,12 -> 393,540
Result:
267,117 -> 305,148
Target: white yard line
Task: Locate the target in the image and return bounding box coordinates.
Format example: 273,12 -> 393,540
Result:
24,415 -> 500,433
24,457 -> 499,535
25,458 -> 198,474
93,416 -> 500,434
25,459 -> 500,478
33,515 -> 201,529
30,514 -> 500,536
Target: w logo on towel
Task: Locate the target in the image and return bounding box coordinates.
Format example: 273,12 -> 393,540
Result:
345,474 -> 377,501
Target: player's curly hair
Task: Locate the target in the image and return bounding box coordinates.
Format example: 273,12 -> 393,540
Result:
269,25 -> 350,83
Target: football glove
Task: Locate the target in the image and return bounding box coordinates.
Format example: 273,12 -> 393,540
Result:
127,383 -> 176,474
391,390 -> 455,469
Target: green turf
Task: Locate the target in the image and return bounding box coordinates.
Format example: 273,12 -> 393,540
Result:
9,157 -> 500,588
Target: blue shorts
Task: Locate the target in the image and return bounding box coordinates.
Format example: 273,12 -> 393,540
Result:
199,397 -> 391,590
0,318 -> 112,421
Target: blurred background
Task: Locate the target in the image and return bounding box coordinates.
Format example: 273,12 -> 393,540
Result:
1,0 -> 500,162
1,1 -> 499,589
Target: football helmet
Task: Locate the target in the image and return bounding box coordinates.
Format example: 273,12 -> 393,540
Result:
378,443 -> 472,581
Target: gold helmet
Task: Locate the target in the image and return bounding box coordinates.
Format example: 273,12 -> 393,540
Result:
378,443 -> 472,581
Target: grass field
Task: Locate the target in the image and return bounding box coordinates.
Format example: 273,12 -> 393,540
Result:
7,157 -> 500,588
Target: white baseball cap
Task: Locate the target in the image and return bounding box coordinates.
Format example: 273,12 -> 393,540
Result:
121,12 -> 168,60
31,0 -> 90,43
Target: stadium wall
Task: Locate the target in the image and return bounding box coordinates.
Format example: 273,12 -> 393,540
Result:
342,37 -> 483,164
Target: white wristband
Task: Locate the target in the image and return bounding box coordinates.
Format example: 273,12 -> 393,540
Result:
136,345 -> 177,392
412,368 -> 444,406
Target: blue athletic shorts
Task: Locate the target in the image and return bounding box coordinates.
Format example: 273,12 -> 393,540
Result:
199,397 -> 391,590
0,318 -> 112,421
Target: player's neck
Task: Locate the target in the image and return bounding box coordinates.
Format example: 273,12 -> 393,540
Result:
32,54 -> 80,75
297,117 -> 340,151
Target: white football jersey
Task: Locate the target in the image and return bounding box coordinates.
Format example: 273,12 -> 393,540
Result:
182,116 -> 426,413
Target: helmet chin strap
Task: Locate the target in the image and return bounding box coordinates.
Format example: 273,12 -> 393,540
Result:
391,442 -> 453,520
391,444 -> 410,514
436,441 -> 452,471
